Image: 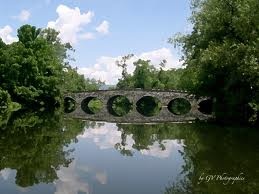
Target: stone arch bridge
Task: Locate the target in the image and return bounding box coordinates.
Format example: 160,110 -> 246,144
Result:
64,90 -> 213,123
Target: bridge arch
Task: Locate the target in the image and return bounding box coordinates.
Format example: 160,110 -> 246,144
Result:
64,90 -> 213,123
107,95 -> 133,117
81,97 -> 103,115
136,96 -> 162,117
64,96 -> 76,113
168,97 -> 192,115
198,98 -> 213,115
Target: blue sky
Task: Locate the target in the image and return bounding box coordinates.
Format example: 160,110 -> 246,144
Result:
0,0 -> 191,84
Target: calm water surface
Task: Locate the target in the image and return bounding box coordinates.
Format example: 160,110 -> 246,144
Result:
0,112 -> 258,194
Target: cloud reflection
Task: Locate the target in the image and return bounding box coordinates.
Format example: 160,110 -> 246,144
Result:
95,172 -> 107,185
54,160 -> 108,194
0,168 -> 12,180
78,122 -> 184,158
54,161 -> 90,194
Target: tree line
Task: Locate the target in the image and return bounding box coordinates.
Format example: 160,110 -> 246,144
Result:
0,25 -> 102,119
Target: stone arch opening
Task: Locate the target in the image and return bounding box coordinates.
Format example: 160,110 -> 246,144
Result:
168,98 -> 191,115
64,97 -> 76,113
198,99 -> 213,115
136,96 -> 162,117
107,95 -> 133,117
81,97 -> 103,114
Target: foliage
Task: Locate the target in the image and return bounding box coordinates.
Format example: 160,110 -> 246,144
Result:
170,0 -> 259,124
64,97 -> 76,113
62,66 -> 103,93
116,54 -> 134,81
116,123 -> 185,152
163,124 -> 259,194
0,25 -> 102,116
116,123 -> 259,193
116,58 -> 191,117
110,96 -> 133,116
0,25 -> 68,108
117,59 -> 185,90
136,96 -> 162,117
0,89 -> 21,113
0,88 -> 21,128
168,98 -> 192,115
88,98 -> 103,114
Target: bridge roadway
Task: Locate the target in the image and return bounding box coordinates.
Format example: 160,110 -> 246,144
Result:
64,89 -> 213,123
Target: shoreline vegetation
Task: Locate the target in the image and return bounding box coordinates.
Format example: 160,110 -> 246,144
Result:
1,0 -> 259,127
0,25 -> 102,127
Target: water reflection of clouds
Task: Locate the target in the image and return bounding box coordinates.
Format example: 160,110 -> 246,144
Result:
78,122 -> 184,158
95,172 -> 107,184
140,140 -> 184,158
0,168 -> 30,193
54,160 -> 108,194
54,161 -> 90,194
0,168 -> 12,180
78,122 -> 134,150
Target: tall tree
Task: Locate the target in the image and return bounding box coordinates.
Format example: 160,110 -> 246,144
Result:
0,25 -> 101,112
171,0 -> 259,124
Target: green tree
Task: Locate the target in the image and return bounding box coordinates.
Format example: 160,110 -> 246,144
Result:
0,25 -> 102,114
132,59 -> 155,89
0,88 -> 21,128
62,66 -> 103,93
171,0 -> 259,124
116,56 -> 187,90
0,25 -> 68,108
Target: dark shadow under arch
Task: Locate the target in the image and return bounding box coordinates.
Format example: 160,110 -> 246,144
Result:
198,99 -> 213,115
107,95 -> 133,117
168,98 -> 191,115
64,97 -> 76,113
81,97 -> 103,114
136,96 -> 162,117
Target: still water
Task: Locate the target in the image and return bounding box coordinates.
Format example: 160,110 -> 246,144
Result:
0,111 -> 258,194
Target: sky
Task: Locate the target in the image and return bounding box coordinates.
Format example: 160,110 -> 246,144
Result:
0,0 -> 192,84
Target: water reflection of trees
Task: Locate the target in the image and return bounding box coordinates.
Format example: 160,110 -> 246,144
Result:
115,123 -> 185,156
3,113 -> 258,194
162,125 -> 259,194
115,123 -> 259,193
0,111 -> 85,187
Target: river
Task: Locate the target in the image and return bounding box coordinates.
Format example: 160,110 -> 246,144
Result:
0,111 -> 258,194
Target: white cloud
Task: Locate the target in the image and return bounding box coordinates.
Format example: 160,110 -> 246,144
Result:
0,25 -> 18,44
139,48 -> 182,68
79,32 -> 95,40
78,48 -> 183,85
13,10 -> 31,22
47,4 -> 94,44
78,56 -> 123,85
96,20 -> 109,35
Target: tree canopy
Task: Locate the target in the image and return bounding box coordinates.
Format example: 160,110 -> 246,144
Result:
0,25 -> 101,113
116,58 -> 185,90
170,0 -> 259,124
116,0 -> 259,125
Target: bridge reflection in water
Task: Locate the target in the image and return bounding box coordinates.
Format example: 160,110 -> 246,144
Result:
64,90 -> 213,123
